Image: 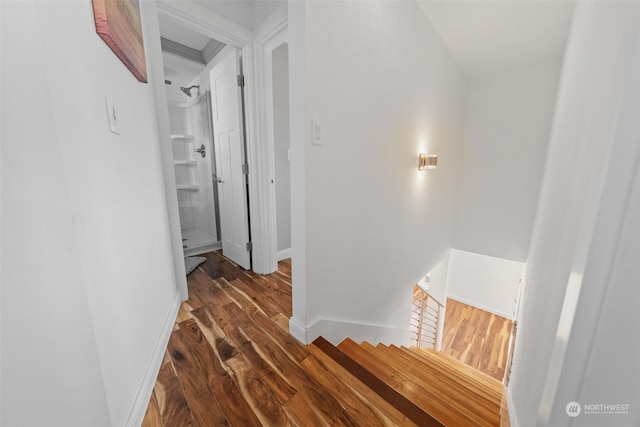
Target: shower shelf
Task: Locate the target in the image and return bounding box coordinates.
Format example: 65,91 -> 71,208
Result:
171,134 -> 195,142
178,201 -> 203,207
176,184 -> 199,191
174,160 -> 197,166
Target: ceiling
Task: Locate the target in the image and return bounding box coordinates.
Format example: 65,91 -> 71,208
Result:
158,0 -> 284,96
159,0 -> 575,90
193,0 -> 285,31
158,12 -> 213,51
417,0 -> 575,77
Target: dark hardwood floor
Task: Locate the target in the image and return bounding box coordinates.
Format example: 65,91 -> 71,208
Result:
142,252 -> 508,426
142,251 -> 403,426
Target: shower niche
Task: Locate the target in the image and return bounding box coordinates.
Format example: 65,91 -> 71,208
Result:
168,92 -> 221,256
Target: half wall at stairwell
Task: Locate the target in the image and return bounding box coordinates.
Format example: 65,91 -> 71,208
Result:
289,0 -> 467,345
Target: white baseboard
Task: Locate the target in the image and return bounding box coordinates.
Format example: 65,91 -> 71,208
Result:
125,291 -> 181,427
447,294 -> 514,320
276,248 -> 291,261
306,318 -> 410,347
289,317 -> 307,344
506,386 -> 518,427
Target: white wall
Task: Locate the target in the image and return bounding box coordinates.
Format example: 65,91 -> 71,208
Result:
447,249 -> 524,319
2,1 -> 181,425
547,3 -> 640,425
287,0 -> 308,341
453,60 -> 561,262
1,2 -> 110,425
509,2 -> 640,425
272,43 -> 291,255
162,52 -> 206,104
425,252 -> 450,305
292,0 -> 467,344
549,39 -> 640,425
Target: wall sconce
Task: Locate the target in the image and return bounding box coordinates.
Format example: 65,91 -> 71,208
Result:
418,153 -> 438,171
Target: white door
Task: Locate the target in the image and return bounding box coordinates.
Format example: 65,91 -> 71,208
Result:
210,49 -> 251,270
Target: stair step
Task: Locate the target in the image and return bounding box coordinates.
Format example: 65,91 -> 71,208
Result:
308,341 -> 418,427
314,337 -> 442,427
372,343 -> 501,426
326,337 -> 509,426
358,341 -> 488,426
406,346 -> 504,400
405,346 -> 509,426
301,348 -> 397,426
392,345 -> 502,409
340,339 -> 480,426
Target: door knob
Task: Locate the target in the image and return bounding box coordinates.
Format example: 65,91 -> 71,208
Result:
213,173 -> 224,184
194,144 -> 206,158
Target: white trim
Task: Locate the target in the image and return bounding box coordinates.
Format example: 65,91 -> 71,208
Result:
125,291 -> 181,427
246,10 -> 288,274
447,294 -> 514,320
262,27 -> 289,272
436,303 -> 446,351
143,0 -> 189,301
288,0 -> 308,349
157,1 -> 251,48
276,248 -> 292,261
288,317 -> 307,344
506,386 -> 519,427
306,318 -> 411,347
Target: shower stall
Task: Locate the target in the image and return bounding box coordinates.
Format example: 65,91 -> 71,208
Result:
167,91 -> 221,256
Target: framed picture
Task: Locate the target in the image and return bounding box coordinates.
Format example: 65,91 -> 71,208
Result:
92,0 -> 147,83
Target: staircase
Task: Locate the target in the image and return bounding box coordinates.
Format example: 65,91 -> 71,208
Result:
312,337 -> 510,427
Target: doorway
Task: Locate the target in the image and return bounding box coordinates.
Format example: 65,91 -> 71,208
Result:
155,1 -> 288,274
269,42 -> 291,262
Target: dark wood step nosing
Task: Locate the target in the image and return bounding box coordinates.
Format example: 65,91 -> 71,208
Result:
312,337 -> 444,427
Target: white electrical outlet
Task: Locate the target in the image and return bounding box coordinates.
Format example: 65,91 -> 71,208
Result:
105,97 -> 119,134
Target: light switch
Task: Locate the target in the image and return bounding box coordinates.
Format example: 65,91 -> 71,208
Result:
105,97 -> 120,134
311,118 -> 322,146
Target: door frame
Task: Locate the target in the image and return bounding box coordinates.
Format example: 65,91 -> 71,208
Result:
153,1 -> 287,287
254,18 -> 289,273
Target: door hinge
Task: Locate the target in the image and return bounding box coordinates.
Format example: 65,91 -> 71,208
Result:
237,75 -> 245,87
246,241 -> 253,252
242,164 -> 249,175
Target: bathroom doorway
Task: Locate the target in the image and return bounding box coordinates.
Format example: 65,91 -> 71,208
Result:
160,33 -> 253,269
155,1 -> 288,274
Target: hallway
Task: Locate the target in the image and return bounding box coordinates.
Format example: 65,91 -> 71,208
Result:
142,252 -> 412,426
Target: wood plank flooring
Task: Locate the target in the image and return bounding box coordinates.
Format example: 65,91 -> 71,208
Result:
142,252 -> 409,427
440,298 -> 514,383
142,252 -> 509,426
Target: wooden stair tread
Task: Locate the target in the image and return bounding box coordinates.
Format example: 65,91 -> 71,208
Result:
307,343 -> 418,427
339,339 -> 479,426
302,352 -> 397,426
407,346 -> 504,398
401,346 -> 504,402
369,343 -> 501,426
314,337 -> 442,427
389,345 -> 502,409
